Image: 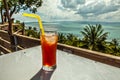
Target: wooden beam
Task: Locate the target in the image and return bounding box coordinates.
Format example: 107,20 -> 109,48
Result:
0,45 -> 11,53
57,43 -> 120,68
0,38 -> 11,50
14,33 -> 40,48
0,30 -> 10,41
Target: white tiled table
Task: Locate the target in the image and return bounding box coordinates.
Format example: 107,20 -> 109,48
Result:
0,46 -> 120,80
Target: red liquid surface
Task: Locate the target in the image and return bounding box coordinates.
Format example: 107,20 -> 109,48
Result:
41,35 -> 58,67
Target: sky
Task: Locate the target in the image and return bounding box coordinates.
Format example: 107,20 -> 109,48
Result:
12,0 -> 120,22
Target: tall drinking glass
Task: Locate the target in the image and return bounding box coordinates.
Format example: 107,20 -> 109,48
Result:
40,30 -> 58,71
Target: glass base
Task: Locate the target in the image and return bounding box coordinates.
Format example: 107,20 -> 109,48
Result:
42,65 -> 56,71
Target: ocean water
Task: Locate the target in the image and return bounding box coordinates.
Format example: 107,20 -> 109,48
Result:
25,21 -> 120,41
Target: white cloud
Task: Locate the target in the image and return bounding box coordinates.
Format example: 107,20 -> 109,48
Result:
60,0 -> 85,9
76,0 -> 120,15
12,12 -> 38,22
97,9 -> 120,22
12,0 -> 120,22
74,0 -> 120,21
37,0 -> 82,21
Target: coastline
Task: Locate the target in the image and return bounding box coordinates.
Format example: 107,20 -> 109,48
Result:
24,21 -> 120,42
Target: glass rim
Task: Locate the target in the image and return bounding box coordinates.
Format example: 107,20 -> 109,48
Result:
40,30 -> 57,34
44,30 -> 57,32
40,30 -> 58,36
44,28 -> 57,31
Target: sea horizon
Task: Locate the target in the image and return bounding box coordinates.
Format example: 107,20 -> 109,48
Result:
24,20 -> 120,24
24,20 -> 120,42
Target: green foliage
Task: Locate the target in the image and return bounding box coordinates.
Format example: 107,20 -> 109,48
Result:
15,20 -> 21,24
58,33 -> 67,44
58,33 -> 81,47
65,33 -> 80,46
11,22 -> 120,56
25,26 -> 39,38
0,0 -> 43,18
25,29 -> 40,38
33,27 -> 37,31
20,0 -> 43,13
106,39 -> 120,56
80,24 -> 108,51
58,24 -> 120,56
15,20 -> 23,28
24,24 -> 120,56
7,0 -> 43,13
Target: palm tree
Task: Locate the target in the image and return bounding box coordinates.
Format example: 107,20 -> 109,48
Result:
58,33 -> 66,44
108,39 -> 120,56
65,33 -> 79,46
25,29 -> 40,38
33,27 -> 37,31
80,24 -> 108,51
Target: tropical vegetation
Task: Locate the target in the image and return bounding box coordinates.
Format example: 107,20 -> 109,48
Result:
0,0 -> 120,56
25,27 -> 40,38
0,0 -> 43,51
17,23 -> 120,56
0,0 -> 42,24
58,24 -> 120,56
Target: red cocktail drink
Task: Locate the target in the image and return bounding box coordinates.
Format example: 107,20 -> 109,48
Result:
41,31 -> 58,71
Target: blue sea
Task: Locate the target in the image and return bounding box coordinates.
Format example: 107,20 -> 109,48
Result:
25,21 -> 120,42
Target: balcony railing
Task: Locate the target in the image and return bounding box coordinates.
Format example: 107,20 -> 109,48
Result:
0,30 -> 120,68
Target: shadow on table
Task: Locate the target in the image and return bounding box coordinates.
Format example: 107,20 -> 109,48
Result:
31,68 -> 56,80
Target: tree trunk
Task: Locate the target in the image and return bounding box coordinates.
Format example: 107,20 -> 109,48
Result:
0,7 -> 4,24
22,22 -> 25,35
4,12 -> 7,22
3,0 -> 17,52
10,5 -> 16,17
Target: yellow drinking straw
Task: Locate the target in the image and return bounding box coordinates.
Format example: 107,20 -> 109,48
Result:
22,13 -> 45,35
